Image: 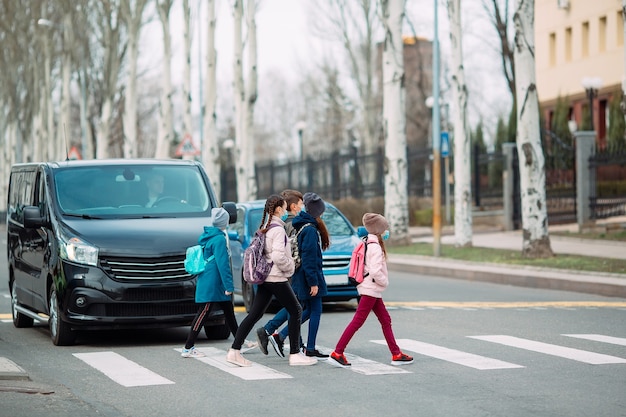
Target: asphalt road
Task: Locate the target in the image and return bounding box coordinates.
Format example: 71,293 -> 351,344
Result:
2,236 -> 626,417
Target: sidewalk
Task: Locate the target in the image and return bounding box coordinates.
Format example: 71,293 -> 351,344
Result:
387,216 -> 626,298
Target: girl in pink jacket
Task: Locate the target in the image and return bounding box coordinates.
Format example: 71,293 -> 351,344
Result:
330,213 -> 413,367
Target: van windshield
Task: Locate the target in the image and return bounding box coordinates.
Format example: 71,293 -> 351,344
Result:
53,165 -> 212,217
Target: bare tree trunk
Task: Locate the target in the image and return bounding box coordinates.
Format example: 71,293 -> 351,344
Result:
621,0 -> 626,127
202,0 -> 221,198
95,1 -> 124,159
447,0 -> 472,247
380,0 -> 410,245
513,0 -> 553,258
156,0 -> 174,159
121,0 -> 148,159
58,12 -> 73,160
182,0 -> 193,138
233,0 -> 247,201
242,0 -> 258,201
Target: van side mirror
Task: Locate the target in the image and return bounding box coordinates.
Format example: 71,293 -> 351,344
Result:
357,226 -> 368,238
222,202 -> 237,224
23,206 -> 49,228
227,230 -> 241,242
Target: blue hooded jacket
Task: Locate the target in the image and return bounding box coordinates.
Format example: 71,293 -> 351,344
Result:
290,212 -> 328,300
195,226 -> 234,303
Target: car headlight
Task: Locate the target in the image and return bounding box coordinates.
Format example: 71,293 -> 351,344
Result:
60,236 -> 99,267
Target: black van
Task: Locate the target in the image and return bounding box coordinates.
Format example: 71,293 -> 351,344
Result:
6,159 -> 236,345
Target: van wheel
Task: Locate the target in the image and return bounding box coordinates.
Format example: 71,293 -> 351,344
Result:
204,324 -> 230,340
49,286 -> 76,346
11,283 -> 33,328
242,278 -> 255,313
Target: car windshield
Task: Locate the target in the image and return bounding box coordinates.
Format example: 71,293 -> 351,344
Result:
247,206 -> 354,238
53,165 -> 211,217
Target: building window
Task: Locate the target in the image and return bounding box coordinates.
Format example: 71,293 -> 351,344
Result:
549,32 -> 556,66
565,27 -> 572,61
582,21 -> 589,57
618,10 -> 624,46
599,16 -> 606,52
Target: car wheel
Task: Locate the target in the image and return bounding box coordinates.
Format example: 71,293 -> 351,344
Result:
204,323 -> 230,340
242,278 -> 255,313
11,282 -> 33,328
49,285 -> 76,346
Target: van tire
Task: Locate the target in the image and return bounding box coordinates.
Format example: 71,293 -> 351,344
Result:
11,283 -> 34,328
204,323 -> 230,340
49,286 -> 76,346
242,278 -> 255,313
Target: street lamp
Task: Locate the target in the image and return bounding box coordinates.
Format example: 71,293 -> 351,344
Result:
581,76 -> 603,131
295,121 -> 307,162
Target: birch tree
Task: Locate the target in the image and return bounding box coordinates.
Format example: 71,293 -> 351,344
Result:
513,0 -> 553,257
155,0 -> 174,159
94,1 -> 125,159
232,0 -> 258,201
447,0 -> 472,247
380,0 -> 410,245
182,0 -> 193,138
201,0 -> 222,198
121,0 -> 148,159
621,0 -> 626,126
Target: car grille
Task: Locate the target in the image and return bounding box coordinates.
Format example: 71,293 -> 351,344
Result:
104,302 -> 198,317
100,254 -> 190,281
323,255 -> 351,270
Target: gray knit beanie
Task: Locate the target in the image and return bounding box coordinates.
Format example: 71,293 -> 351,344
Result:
362,213 -> 389,235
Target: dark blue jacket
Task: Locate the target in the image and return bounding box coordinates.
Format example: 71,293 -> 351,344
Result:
195,226 -> 233,303
290,212 -> 327,300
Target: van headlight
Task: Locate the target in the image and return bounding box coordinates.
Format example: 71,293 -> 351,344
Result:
60,237 -> 99,266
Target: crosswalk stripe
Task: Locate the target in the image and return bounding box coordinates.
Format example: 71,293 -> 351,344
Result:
468,335 -> 626,365
175,347 -> 292,380
73,352 -> 174,387
562,334 -> 626,346
315,345 -> 410,375
372,339 -> 524,370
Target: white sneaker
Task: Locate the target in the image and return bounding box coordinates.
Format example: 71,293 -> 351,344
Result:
289,352 -> 317,366
181,347 -> 206,358
227,349 -> 252,367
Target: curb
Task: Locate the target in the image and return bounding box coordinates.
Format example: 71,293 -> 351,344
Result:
0,357 -> 29,380
387,255 -> 626,298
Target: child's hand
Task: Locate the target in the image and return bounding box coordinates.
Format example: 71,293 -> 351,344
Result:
225,291 -> 232,296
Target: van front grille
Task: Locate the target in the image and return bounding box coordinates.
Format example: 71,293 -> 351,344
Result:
323,255 -> 351,270
100,255 -> 190,281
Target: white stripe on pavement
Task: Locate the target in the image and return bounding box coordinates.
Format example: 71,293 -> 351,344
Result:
315,345 -> 411,375
73,352 -> 174,387
175,347 -> 292,380
468,335 -> 626,365
372,339 -> 524,370
562,334 -> 626,346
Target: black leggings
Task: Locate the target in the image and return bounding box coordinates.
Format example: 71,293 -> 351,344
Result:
232,281 -> 302,354
185,300 -> 239,350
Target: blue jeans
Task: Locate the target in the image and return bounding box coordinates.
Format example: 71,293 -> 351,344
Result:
264,307 -> 289,334
279,297 -> 323,350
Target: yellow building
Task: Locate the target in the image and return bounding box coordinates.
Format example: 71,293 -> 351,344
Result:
536,0 -> 623,146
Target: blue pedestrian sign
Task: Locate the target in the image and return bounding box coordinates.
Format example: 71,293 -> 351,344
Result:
441,132 -> 450,158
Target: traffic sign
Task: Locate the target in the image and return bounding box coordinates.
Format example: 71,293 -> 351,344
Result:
175,133 -> 201,157
441,132 -> 450,158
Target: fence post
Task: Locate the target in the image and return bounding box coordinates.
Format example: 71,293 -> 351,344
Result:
502,142 -> 516,231
574,131 -> 596,231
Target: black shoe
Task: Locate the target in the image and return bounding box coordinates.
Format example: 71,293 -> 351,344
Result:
267,333 -> 285,358
256,327 -> 269,355
305,349 -> 329,358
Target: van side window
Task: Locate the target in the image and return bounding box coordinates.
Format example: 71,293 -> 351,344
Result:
35,171 -> 47,215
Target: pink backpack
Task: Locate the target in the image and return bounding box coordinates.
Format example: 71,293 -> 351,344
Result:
347,238 -> 377,286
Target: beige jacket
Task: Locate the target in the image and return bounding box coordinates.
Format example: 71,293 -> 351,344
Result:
263,216 -> 295,282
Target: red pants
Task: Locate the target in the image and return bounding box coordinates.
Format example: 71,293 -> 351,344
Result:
334,295 -> 400,356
